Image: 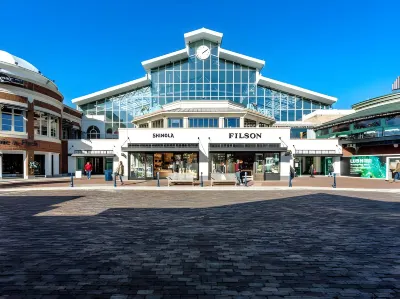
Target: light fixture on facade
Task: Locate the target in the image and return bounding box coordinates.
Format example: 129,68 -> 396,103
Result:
394,144 -> 398,148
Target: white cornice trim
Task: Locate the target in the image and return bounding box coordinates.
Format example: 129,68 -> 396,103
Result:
219,48 -> 265,70
34,106 -> 61,118
0,132 -> 28,139
184,28 -> 223,45
71,76 -> 150,105
257,76 -> 337,105
62,113 -> 81,124
0,85 -> 63,109
0,98 -> 28,108
141,49 -> 188,71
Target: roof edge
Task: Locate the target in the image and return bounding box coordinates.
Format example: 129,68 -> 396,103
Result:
71,76 -> 150,106
257,76 -> 337,105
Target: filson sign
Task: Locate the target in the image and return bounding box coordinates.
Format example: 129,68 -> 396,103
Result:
153,133 -> 175,138
229,133 -> 262,139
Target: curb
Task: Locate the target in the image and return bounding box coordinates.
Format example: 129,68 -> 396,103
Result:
1,186 -> 400,193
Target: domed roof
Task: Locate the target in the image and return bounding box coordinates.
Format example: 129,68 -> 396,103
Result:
0,50 -> 39,73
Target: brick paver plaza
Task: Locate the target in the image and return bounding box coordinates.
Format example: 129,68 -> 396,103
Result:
0,190 -> 399,298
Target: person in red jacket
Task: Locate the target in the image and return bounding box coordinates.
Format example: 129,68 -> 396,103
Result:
84,161 -> 92,180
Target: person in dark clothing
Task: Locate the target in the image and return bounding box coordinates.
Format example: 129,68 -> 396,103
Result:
328,164 -> 334,177
309,164 -> 315,178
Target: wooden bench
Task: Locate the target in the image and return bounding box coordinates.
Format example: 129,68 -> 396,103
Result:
167,173 -> 195,187
211,173 -> 238,186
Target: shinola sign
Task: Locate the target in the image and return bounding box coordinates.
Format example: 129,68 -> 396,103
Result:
229,133 -> 262,139
153,133 -> 174,138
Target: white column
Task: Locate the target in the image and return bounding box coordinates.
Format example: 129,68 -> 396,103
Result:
256,120 -> 260,128
53,154 -> 60,176
240,117 -> 245,128
45,152 -> 52,177
219,117 -> 224,128
0,154 -> 2,178
23,151 -> 28,179
163,117 -> 168,128
148,121 -> 152,128
183,117 -> 188,128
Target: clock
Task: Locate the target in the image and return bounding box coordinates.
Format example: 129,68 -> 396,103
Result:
196,45 -> 210,60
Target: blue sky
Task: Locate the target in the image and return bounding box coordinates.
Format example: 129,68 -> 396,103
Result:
1,0 -> 399,109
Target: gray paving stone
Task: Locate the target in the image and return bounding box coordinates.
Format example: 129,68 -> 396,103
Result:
0,190 -> 399,298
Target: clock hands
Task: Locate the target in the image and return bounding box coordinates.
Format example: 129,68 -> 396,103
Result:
202,49 -> 209,54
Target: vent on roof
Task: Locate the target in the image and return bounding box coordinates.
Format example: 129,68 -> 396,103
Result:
392,76 -> 400,91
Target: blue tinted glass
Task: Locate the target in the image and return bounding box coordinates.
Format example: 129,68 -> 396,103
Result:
211,71 -> 218,83
288,110 -> 295,121
281,111 -> 287,121
227,70 -> 233,83
303,100 -> 311,109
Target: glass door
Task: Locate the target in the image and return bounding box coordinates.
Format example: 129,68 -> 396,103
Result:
254,153 -> 264,181
130,153 -> 146,179
146,154 -> 153,179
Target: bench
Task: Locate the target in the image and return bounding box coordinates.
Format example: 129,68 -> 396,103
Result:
167,173 -> 195,187
211,173 -> 238,186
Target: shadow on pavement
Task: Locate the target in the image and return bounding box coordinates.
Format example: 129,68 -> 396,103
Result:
0,192 -> 399,298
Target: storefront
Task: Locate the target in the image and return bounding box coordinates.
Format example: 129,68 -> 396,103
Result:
2,153 -> 24,178
71,150 -> 115,175
209,144 -> 284,180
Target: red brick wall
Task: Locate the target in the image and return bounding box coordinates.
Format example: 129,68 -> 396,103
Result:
0,91 -> 28,104
34,100 -> 62,115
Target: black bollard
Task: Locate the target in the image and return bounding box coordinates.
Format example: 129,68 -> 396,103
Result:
157,172 -> 160,187
70,173 -> 74,187
244,172 -> 247,187
114,172 -> 117,188
200,172 -> 203,187
332,173 -> 337,188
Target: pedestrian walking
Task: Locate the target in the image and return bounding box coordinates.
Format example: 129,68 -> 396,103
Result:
289,165 -> 295,187
309,163 -> 315,178
84,161 -> 92,180
115,161 -> 125,185
234,159 -> 242,185
392,160 -> 400,182
328,164 -> 334,177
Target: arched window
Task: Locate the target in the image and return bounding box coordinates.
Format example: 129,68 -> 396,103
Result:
87,126 -> 100,139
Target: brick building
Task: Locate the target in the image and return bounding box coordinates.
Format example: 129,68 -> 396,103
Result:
0,50 -> 81,178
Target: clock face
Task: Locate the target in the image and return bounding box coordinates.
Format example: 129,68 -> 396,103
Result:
196,45 -> 210,60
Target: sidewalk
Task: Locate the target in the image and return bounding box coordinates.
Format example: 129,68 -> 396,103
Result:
1,175 -> 399,191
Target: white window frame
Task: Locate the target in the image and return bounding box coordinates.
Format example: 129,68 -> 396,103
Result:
0,107 -> 26,133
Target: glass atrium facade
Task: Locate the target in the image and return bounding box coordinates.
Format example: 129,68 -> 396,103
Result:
78,39 -> 331,135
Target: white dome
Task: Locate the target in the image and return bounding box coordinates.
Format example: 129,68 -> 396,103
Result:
0,50 -> 39,73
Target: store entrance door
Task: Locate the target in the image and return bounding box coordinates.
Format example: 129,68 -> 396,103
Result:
85,157 -> 104,174
2,154 -> 24,178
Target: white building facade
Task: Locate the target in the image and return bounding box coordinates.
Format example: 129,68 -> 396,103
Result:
68,28 -> 342,180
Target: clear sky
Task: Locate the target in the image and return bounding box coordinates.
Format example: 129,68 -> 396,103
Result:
2,0 -> 399,109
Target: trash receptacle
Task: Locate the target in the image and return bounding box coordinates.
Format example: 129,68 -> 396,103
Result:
104,170 -> 113,181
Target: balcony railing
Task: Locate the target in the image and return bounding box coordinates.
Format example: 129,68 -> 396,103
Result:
338,128 -> 400,141
67,132 -> 119,140
74,150 -> 114,155
295,150 -> 338,155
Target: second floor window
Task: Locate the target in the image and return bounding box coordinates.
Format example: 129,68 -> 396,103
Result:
189,118 -> 218,128
1,107 -> 25,132
168,118 -> 183,128
224,117 -> 240,128
34,111 -> 58,137
87,125 -> 100,139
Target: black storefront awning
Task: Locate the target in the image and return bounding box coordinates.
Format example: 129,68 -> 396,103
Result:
122,143 -> 199,152
294,150 -> 342,157
209,143 -> 287,152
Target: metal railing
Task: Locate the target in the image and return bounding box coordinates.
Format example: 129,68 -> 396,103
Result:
126,143 -> 199,149
67,132 -> 119,140
295,150 -> 338,155
74,150 -> 114,154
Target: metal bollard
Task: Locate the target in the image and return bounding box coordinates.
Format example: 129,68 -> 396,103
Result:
200,172 -> 203,187
114,172 -> 117,188
244,172 -> 247,187
332,173 -> 337,188
70,173 -> 74,187
157,172 -> 160,187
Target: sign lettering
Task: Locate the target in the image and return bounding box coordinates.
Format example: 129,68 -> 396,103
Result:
153,133 -> 174,138
0,73 -> 24,86
229,133 -> 262,139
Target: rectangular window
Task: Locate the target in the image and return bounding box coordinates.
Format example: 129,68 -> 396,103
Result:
354,118 -> 381,129
188,118 -> 218,128
224,117 -> 240,128
1,107 -> 12,131
41,113 -> 48,136
14,109 -> 24,132
168,118 -> 183,128
332,124 -> 350,133
50,116 -> 58,138
34,112 -> 41,134
386,115 -> 400,127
